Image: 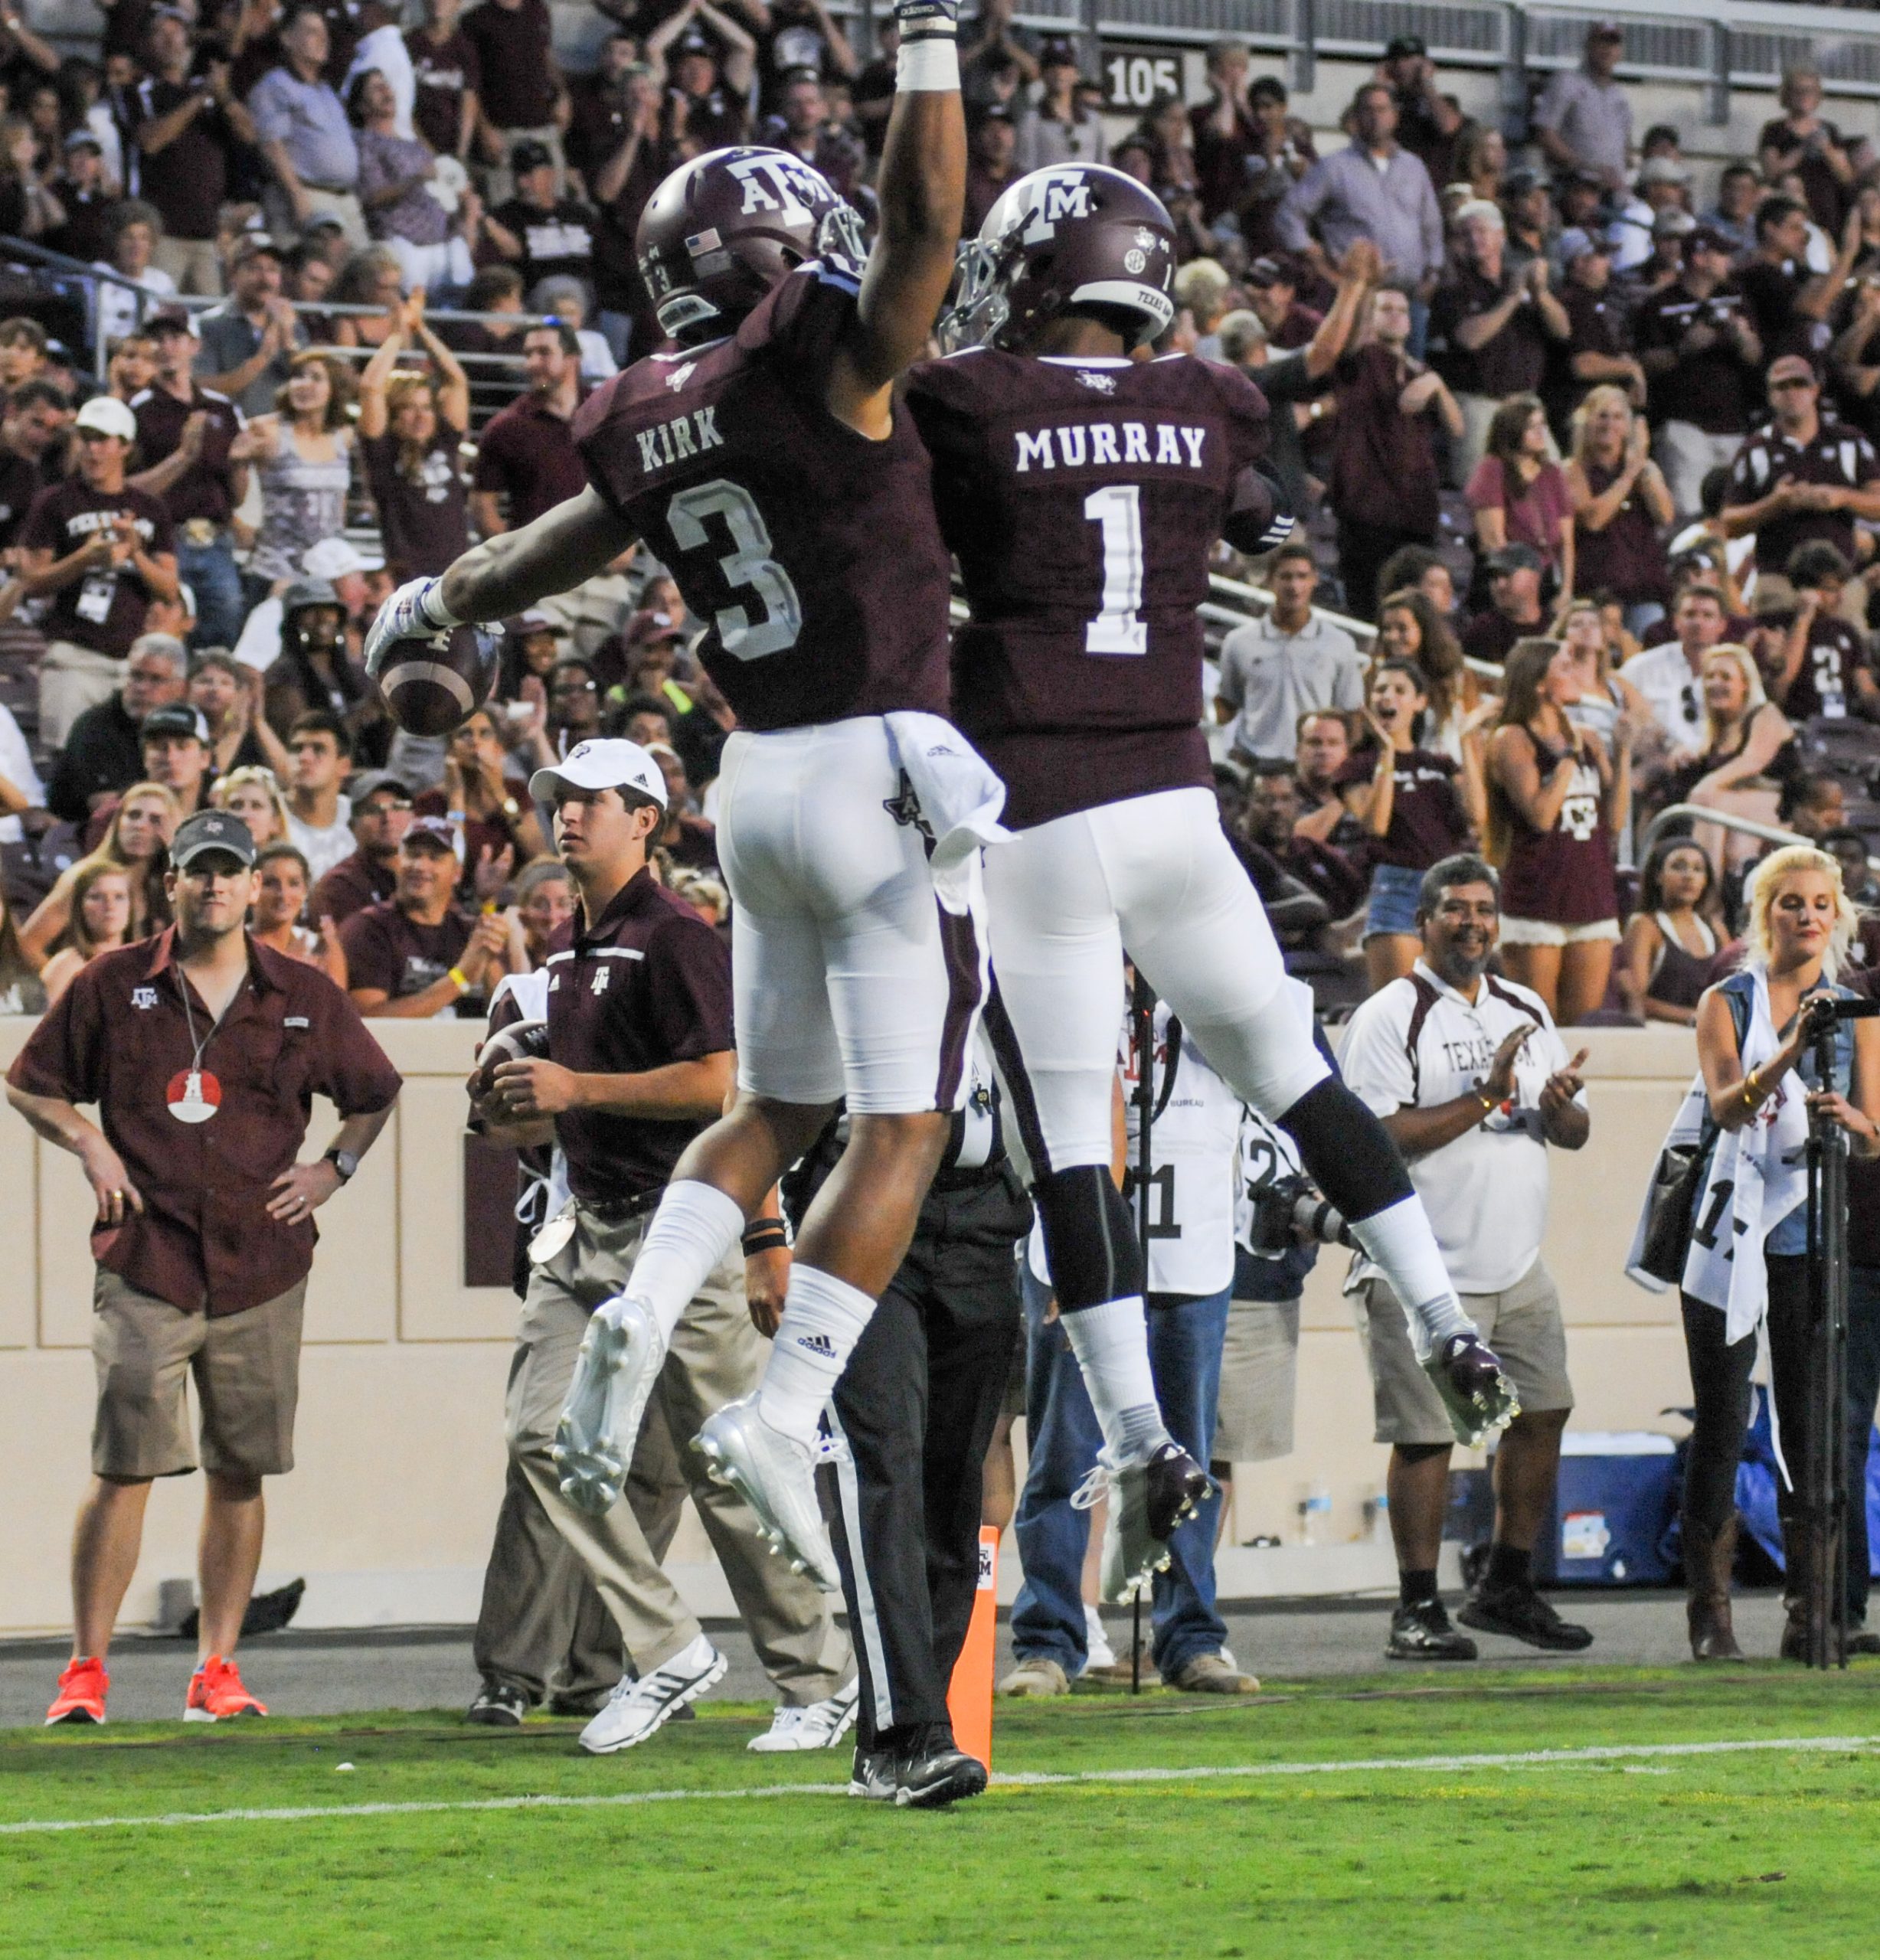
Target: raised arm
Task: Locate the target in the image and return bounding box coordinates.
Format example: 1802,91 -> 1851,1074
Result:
1302,237 -> 1378,381
824,0 -> 964,435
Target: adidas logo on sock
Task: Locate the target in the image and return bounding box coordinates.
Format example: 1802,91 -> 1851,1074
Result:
794,1332 -> 837,1358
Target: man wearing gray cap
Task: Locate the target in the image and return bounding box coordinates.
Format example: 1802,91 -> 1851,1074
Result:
472,738 -> 851,1753
7,807 -> 401,1728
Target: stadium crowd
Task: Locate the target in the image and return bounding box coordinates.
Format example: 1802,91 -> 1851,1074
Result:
0,0 -> 1878,1767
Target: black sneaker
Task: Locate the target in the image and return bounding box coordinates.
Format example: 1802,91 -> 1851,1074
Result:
466,1680 -> 529,1726
544,1687 -> 616,1719
894,1726 -> 989,1810
1385,1597 -> 1478,1661
1458,1583 -> 1594,1651
848,1743 -> 899,1801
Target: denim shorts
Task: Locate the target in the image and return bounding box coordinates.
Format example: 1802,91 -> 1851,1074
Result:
1365,861 -> 1423,940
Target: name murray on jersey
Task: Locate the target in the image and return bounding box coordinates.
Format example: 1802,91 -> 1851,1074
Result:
1012,420 -> 1211,472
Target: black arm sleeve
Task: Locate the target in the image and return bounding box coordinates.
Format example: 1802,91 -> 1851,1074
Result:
1221,462 -> 1295,554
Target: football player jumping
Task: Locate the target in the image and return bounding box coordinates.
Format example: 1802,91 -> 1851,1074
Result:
904,168 -> 1518,1598
366,0 -> 989,1590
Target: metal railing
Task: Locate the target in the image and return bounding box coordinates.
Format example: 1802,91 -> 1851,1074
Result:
1640,802 -> 1880,877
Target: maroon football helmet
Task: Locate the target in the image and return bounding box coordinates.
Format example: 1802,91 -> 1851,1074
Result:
942,165 -> 1177,353
636,145 -> 868,344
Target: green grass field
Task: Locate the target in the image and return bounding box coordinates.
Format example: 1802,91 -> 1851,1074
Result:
6,1668 -> 1880,1958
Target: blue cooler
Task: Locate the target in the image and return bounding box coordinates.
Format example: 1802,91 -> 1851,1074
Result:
1535,1432 -> 1680,1587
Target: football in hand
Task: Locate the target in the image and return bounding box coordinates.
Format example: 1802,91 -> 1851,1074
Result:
373,624 -> 500,737
473,1018 -> 550,1102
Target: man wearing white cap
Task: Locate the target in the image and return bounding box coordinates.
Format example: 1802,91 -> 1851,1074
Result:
18,395 -> 181,747
472,737 -> 852,1753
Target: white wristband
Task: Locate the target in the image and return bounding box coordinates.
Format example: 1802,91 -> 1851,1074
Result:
897,35 -> 960,91
418,580 -> 463,631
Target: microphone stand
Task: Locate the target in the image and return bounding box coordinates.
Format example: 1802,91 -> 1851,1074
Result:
1801,1008 -> 1851,1670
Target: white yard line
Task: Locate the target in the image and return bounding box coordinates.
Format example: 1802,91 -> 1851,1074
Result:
4,1732 -> 1875,1838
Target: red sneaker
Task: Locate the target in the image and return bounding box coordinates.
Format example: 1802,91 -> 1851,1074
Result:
185,1655 -> 268,1722
46,1656 -> 109,1726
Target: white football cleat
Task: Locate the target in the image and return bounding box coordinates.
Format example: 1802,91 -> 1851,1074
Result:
693,1395 -> 842,1593
747,1677 -> 861,1753
578,1635 -> 727,1754
551,1295 -> 665,1516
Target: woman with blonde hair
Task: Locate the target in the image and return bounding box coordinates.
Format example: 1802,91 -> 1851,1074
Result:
1555,597 -> 1648,750
358,290 -> 472,576
0,876 -> 46,1013
1669,844 -> 1880,1660
38,862 -> 133,1007
1672,642 -> 1801,872
1564,386 -> 1674,632
234,351 -> 356,596
19,782 -> 179,965
211,765 -> 292,848
1486,637 -> 1631,1022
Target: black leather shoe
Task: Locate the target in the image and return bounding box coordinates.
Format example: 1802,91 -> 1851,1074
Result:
466,1680 -> 529,1726
1459,1583 -> 1593,1651
894,1726 -> 989,1809
1386,1597 -> 1478,1661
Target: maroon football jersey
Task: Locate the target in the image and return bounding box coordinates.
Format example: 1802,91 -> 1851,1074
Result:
905,350 -> 1271,828
574,263 -> 953,732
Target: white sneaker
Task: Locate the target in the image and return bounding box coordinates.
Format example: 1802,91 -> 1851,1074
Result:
747,1677 -> 861,1753
552,1295 -> 665,1516
1084,1602 -> 1117,1670
577,1635 -> 726,1755
693,1395 -> 842,1592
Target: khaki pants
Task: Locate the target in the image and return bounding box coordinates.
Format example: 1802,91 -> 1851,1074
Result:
262,184 -> 368,253
40,641 -> 125,750
505,1200 -> 850,1694
152,235 -> 224,297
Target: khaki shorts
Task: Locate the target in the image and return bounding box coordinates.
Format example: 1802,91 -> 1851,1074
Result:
1358,1259 -> 1572,1448
1214,1295 -> 1300,1462
90,1269 -> 307,1479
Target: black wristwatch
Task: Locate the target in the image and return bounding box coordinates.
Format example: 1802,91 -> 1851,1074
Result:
323,1146 -> 359,1184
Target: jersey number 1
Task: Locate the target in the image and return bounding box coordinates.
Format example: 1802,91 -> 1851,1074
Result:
1084,484 -> 1146,656
667,479 -> 803,661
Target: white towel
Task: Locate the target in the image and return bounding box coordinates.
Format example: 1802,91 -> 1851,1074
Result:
882,711 -> 1012,913
1627,966 -> 1808,1346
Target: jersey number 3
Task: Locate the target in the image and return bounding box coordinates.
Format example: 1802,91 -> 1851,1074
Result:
1084,484 -> 1146,656
667,479 -> 803,661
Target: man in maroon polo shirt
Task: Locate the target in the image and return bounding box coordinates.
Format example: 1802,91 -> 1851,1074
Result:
132,312 -> 250,650
341,812 -> 512,1016
1719,356 -> 1880,576
469,322 -> 587,537
472,738 -> 848,1753
309,768 -> 414,925
6,809 -> 401,1729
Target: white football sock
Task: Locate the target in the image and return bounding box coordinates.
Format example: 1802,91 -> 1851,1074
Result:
1349,1197 -> 1474,1362
1061,1295 -> 1167,1462
627,1181 -> 747,1345
758,1264 -> 876,1442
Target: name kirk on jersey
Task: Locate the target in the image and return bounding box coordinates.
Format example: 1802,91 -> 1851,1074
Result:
637,407 -> 724,473
1014,421 -> 1208,472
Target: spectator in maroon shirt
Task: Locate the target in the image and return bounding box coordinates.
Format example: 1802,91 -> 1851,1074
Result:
309,768 -> 414,924
1235,759 -> 1365,933
1767,541 -> 1880,724
1188,38 -> 1257,225
566,41 -> 667,361
1738,194 -> 1858,367
1462,543 -> 1548,668
1377,34 -> 1465,194
465,0 -> 568,201
1327,281 -> 1460,619
1244,253 -> 1321,351
1758,67 -> 1870,237
470,322 -> 586,537
358,293 -> 472,578
6,807 -> 400,1731
963,106 -> 1018,237
342,813 -> 514,1017
407,0 -> 481,162
1564,386 -> 1675,632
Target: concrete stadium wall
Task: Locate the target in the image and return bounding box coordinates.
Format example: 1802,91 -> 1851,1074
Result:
0,1015 -> 1702,1637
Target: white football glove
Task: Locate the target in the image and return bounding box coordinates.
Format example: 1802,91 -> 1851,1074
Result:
364,576 -> 458,681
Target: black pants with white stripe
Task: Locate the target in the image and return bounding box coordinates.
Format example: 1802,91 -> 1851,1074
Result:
814,1165 -> 1030,1751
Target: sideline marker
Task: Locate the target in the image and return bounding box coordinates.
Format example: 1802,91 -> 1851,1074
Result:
947,1526 -> 1000,1770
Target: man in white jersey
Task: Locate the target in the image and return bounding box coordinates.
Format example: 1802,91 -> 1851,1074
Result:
1340,854 -> 1594,1661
